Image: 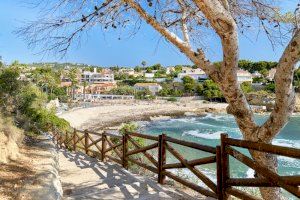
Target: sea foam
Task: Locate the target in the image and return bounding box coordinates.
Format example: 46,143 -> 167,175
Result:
182,130 -> 225,140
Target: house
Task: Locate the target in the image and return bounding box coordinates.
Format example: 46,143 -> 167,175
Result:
176,67 -> 208,82
86,82 -> 117,94
267,68 -> 276,81
134,83 -> 162,94
119,68 -> 135,76
237,69 -> 252,83
166,67 -> 175,75
252,71 -> 262,78
144,73 -> 155,78
74,82 -> 117,95
81,68 -> 114,83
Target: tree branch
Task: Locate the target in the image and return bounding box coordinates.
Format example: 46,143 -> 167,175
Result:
259,30 -> 300,141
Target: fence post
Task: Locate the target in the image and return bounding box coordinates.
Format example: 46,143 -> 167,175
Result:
158,133 -> 166,184
101,131 -> 107,161
216,145 -> 223,200
221,134 -> 229,200
84,130 -> 89,155
73,129 -> 77,152
122,131 -> 128,169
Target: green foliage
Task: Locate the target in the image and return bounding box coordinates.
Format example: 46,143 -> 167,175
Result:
265,83 -> 275,93
196,83 -> 204,95
174,65 -> 182,72
141,61 -> 147,67
253,76 -> 267,83
157,82 -> 183,97
203,80 -> 223,101
182,76 -> 196,94
134,66 -> 142,72
154,68 -> 167,78
109,86 -> 135,95
0,68 -> 20,96
120,122 -> 138,135
241,82 -> 253,93
167,97 -> 177,102
135,89 -> 155,100
238,60 -> 277,73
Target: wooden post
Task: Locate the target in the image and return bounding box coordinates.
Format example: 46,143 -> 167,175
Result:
158,134 -> 166,184
221,134 -> 229,200
101,132 -> 107,161
73,129 -> 77,152
84,130 -> 89,155
216,145 -> 223,200
122,131 -> 128,169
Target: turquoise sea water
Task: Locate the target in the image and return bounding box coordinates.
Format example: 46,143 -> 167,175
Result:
139,114 -> 300,198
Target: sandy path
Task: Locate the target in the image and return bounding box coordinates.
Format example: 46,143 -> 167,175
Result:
59,100 -> 227,131
58,149 -> 208,199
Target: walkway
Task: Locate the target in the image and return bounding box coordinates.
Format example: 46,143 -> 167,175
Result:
59,149 -> 209,199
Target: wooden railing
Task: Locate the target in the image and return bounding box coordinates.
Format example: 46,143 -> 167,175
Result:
220,134 -> 300,200
51,128 -> 300,200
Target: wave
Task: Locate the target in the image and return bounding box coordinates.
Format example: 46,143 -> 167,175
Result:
272,138 -> 300,149
183,130 -> 225,140
201,113 -> 233,121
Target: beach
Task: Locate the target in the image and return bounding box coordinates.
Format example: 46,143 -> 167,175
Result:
58,100 -> 228,131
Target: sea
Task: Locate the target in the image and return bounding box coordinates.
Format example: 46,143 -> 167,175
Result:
138,114 -> 300,199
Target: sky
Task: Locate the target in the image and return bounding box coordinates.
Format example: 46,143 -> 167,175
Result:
0,0 -> 298,67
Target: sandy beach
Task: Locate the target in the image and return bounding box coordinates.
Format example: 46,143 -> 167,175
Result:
59,100 -> 228,131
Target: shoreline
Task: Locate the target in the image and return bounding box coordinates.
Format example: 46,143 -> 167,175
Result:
58,100 -> 228,131
58,100 -> 300,132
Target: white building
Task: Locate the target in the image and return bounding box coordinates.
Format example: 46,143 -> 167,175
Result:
252,71 -> 262,78
134,83 -> 162,94
267,68 -> 276,81
176,67 -> 208,82
237,69 -> 253,83
81,68 -> 114,83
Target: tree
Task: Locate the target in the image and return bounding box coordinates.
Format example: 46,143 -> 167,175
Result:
68,68 -> 79,100
241,82 -> 253,94
141,61 -> 146,67
203,80 -> 223,101
18,1 -> 300,199
182,76 -> 196,94
196,83 -> 204,96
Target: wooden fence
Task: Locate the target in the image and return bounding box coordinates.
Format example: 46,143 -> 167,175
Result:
51,128 -> 300,200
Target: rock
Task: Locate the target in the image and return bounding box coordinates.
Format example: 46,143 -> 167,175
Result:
184,112 -> 197,117
150,115 -> 171,121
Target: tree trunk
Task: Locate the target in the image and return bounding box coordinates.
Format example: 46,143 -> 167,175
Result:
251,150 -> 283,199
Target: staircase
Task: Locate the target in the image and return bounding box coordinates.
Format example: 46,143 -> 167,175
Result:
59,149 -> 208,200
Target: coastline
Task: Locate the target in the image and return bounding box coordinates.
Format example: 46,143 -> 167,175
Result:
58,100 -> 228,131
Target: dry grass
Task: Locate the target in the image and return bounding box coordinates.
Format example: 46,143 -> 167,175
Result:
0,115 -> 24,164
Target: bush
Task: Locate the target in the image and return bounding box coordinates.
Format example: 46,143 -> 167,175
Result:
167,97 -> 177,102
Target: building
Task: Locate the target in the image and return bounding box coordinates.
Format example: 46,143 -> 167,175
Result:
119,68 -> 135,76
134,83 -> 162,94
81,68 -> 114,83
176,67 -> 208,82
267,68 -> 276,81
86,82 -> 117,94
237,69 -> 252,83
252,71 -> 262,78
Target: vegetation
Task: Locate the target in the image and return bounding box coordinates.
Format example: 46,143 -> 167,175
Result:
109,86 -> 135,95
0,63 -> 70,137
238,60 -> 278,73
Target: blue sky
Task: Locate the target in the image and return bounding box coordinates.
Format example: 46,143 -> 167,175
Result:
0,1 -> 297,67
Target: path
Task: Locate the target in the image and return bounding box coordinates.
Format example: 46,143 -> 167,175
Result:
59,149 -> 210,199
